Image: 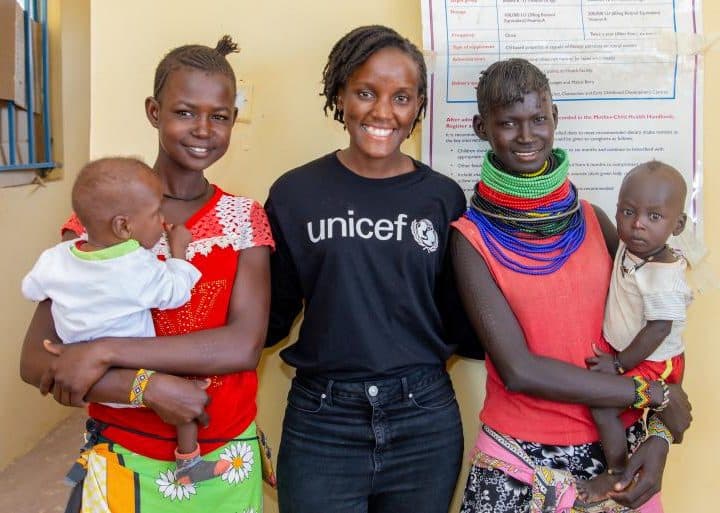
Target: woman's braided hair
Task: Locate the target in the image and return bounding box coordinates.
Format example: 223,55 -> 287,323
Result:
153,35 -> 239,99
321,25 -> 427,130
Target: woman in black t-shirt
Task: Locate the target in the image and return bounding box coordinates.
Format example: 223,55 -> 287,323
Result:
265,25 -> 473,513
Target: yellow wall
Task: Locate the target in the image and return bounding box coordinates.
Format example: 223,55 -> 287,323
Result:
2,1 -> 716,512
0,0 -> 89,465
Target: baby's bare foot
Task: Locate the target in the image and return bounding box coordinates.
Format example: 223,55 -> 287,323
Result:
577,471 -> 622,504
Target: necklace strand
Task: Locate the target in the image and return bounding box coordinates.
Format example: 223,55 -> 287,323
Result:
620,244 -> 668,277
464,149 -> 586,275
482,150 -> 568,198
163,178 -> 210,201
471,181 -> 580,235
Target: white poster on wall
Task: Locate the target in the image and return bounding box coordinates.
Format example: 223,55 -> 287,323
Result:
421,0 -> 704,233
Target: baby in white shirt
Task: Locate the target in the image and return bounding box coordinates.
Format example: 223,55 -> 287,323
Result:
22,157 -> 228,484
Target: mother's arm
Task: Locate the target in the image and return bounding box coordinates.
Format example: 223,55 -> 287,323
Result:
23,244 -> 270,407
19,230 -> 79,388
20,301 -> 211,426
451,231 -> 639,406
592,204 -> 619,257
452,230 -> 690,426
99,245 -> 271,374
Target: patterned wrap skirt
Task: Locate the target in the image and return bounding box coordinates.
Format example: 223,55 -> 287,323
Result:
68,421 -> 263,513
460,421 -> 647,513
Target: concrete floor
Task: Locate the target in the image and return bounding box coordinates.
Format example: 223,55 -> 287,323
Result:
0,411 -> 84,513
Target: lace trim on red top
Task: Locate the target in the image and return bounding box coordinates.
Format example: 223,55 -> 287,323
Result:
61,213 -> 85,238
152,194 -> 274,259
60,186 -> 275,258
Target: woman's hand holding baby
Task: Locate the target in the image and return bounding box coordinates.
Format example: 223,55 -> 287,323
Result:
142,374 -> 210,427
40,339 -> 112,407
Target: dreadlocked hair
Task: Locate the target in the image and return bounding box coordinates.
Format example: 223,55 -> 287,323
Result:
321,25 -> 427,130
476,59 -> 550,117
153,35 -> 240,99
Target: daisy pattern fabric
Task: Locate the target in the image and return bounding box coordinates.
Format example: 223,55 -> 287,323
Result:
79,423 -> 262,512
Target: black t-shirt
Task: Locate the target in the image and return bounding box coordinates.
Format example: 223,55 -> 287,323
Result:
266,152 -> 480,380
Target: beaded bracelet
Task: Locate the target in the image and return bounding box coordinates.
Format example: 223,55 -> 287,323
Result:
653,379 -> 671,412
631,376 -> 651,409
129,368 -> 155,407
646,415 -> 674,446
613,356 -> 626,375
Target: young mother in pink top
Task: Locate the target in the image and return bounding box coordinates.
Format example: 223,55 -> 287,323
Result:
452,59 -> 692,513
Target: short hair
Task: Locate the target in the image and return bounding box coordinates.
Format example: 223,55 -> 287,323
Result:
623,160 -> 687,205
72,157 -> 157,230
321,25 -> 427,130
476,58 -> 550,117
153,35 -> 239,99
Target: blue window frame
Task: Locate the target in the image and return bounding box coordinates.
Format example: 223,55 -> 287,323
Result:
1,0 -> 55,174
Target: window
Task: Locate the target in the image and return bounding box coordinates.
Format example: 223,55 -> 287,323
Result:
0,0 -> 55,180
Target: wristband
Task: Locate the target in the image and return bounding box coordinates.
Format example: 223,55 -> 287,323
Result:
129,368 -> 155,407
653,379 -> 671,412
631,375 -> 651,409
646,415 -> 674,446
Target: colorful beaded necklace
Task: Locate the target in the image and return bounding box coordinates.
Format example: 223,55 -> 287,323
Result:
464,149 -> 586,275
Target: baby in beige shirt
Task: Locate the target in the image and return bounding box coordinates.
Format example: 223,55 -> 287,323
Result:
580,161 -> 692,502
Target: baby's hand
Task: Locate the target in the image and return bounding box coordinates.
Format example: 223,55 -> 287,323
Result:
585,345 -> 618,374
166,223 -> 192,260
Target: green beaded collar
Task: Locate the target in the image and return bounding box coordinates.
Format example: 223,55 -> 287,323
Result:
481,149 -> 569,199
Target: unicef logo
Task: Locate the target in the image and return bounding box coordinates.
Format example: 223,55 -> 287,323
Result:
411,219 -> 439,253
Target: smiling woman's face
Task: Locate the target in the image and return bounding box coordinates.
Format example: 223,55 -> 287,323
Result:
474,89 -> 558,175
336,47 -> 423,165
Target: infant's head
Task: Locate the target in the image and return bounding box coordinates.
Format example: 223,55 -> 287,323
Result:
72,157 -> 164,249
616,160 -> 687,257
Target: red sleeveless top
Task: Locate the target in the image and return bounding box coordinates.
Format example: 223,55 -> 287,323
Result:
453,201 -> 640,445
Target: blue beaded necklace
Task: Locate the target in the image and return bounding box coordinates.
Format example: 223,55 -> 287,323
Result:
464,151 -> 587,275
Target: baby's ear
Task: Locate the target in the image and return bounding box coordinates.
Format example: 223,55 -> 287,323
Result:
673,213 -> 688,236
111,215 -> 132,240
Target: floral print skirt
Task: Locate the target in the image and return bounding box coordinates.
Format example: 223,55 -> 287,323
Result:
460,421 -> 645,513
77,422 -> 262,513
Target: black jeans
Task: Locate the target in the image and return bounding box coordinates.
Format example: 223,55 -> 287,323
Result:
277,366 -> 464,513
